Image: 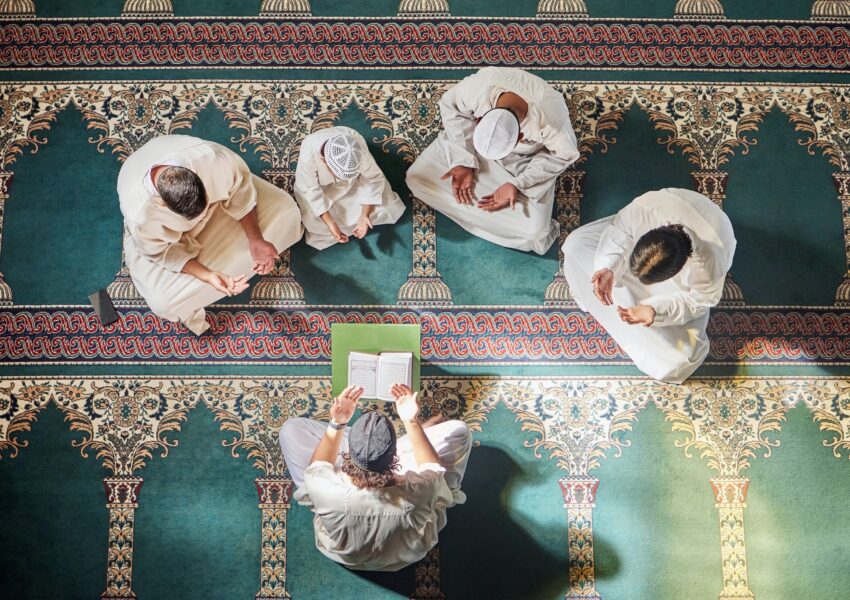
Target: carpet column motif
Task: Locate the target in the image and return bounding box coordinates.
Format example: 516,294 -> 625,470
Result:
101,476 -> 144,600
411,546 -> 445,599
504,381 -> 647,600
397,0 -> 450,16
652,381 -> 789,600
831,172 -> 850,304
0,171 -> 13,304
397,197 -> 453,305
811,0 -> 850,19
255,477 -> 294,600
561,476 -> 601,600
259,0 -> 311,15
709,478 -> 754,600
121,0 -> 173,16
690,170 -> 745,305
250,170 -> 305,306
773,87 -> 850,303
545,170 -> 585,306
634,85 -> 775,306
674,0 -> 725,18
107,248 -> 146,306
8,379 -> 850,597
0,0 -> 34,15
536,0 -> 588,16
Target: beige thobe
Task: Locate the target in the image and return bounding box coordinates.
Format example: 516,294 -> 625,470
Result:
406,67 -> 580,254
280,417 -> 472,571
118,134 -> 304,334
562,188 -> 737,383
293,126 -> 405,250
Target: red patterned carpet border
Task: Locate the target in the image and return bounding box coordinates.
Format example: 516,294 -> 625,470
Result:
1,19 -> 848,72
0,306 -> 847,365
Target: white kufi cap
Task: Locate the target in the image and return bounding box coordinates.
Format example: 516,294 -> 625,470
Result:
473,108 -> 520,160
324,134 -> 362,180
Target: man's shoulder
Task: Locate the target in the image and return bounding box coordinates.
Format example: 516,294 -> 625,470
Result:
536,87 -> 569,123
303,461 -> 346,489
122,194 -> 165,230
117,172 -> 155,221
184,138 -> 233,160
654,188 -> 720,215
633,189 -> 677,207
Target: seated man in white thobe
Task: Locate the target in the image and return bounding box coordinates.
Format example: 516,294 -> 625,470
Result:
294,127 -> 405,249
118,134 -> 304,334
279,384 -> 472,571
406,66 -> 580,254
562,188 -> 736,383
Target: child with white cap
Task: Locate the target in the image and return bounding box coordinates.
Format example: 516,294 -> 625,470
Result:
294,126 -> 405,249
406,67 -> 580,254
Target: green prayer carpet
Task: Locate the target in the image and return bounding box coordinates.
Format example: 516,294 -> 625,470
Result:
1,1 -> 849,599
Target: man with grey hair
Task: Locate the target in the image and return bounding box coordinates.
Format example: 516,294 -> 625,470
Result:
294,126 -> 405,249
406,67 -> 580,254
118,134 -> 303,334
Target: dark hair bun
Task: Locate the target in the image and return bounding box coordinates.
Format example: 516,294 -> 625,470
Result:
629,225 -> 693,285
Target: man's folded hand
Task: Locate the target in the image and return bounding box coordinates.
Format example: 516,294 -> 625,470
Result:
249,238 -> 278,275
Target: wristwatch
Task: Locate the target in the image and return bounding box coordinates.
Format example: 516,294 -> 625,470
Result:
328,420 -> 346,431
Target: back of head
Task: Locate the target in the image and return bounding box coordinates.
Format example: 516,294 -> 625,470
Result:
629,224 -> 693,285
344,411 -> 398,490
156,166 -> 207,219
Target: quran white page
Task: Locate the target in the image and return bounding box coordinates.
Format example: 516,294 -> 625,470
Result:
375,353 -> 412,401
348,351 -> 379,399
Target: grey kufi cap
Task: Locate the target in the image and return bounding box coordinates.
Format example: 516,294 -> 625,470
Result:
348,411 -> 397,472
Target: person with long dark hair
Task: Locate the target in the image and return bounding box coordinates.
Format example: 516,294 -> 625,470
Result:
279,384 -> 472,571
562,188 -> 736,383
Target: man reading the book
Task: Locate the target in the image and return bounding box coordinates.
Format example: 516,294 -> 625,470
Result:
278,384 -> 472,571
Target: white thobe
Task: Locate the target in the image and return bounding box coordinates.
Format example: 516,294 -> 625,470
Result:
406,67 -> 580,254
278,417 -> 472,571
118,134 -> 304,334
293,126 -> 405,250
562,188 -> 737,383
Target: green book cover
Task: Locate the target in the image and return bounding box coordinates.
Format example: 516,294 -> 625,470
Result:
330,323 -> 421,397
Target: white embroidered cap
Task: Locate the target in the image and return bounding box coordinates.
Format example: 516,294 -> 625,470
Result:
324,134 -> 362,180
473,108 -> 520,160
